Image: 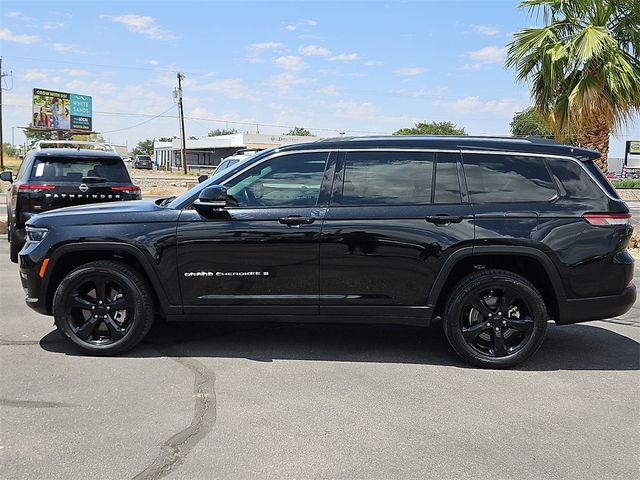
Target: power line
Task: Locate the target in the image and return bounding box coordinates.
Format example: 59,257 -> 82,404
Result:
100,105 -> 176,133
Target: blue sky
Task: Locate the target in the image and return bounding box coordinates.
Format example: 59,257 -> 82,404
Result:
1,0 -> 637,157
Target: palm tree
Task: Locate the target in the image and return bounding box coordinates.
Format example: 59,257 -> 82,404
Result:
506,0 -> 640,170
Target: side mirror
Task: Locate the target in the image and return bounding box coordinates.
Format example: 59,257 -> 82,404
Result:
197,174 -> 208,184
0,171 -> 13,183
194,185 -> 227,213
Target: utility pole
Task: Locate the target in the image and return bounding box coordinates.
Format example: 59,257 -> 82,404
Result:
0,57 -> 5,170
176,72 -> 188,175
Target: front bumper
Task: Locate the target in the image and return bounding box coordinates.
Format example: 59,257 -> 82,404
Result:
557,282 -> 637,325
19,246 -> 51,316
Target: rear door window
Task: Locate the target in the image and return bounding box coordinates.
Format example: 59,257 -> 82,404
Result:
338,151 -> 434,205
31,156 -> 131,183
462,153 -> 557,203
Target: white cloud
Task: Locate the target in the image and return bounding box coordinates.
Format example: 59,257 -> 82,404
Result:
304,19 -> 317,26
42,21 -> 64,30
468,46 -> 507,64
299,45 -> 331,57
365,60 -> 383,66
52,43 -> 86,54
246,41 -> 283,63
197,78 -> 254,100
395,67 -> 426,76
148,59 -> 160,65
329,53 -> 359,62
435,96 -> 523,116
0,28 -> 39,44
335,101 -> 376,119
100,14 -> 175,40
6,11 -> 22,17
320,85 -> 340,96
66,69 -> 92,77
460,63 -> 482,71
265,73 -> 306,91
285,25 -> 297,31
275,55 -> 305,71
24,70 -> 49,81
471,24 -> 499,36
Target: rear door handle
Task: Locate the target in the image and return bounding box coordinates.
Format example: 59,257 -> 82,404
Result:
279,216 -> 315,226
425,214 -> 464,225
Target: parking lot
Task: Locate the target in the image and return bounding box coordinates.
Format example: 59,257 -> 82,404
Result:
0,238 -> 639,480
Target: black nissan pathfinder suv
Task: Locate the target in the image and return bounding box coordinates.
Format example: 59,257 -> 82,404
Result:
2,147 -> 141,262
16,137 -> 636,367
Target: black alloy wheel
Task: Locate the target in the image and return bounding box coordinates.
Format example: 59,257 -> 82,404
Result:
443,269 -> 547,368
53,260 -> 154,355
64,275 -> 132,345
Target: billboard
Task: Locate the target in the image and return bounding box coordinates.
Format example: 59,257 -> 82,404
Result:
626,141 -> 640,170
32,88 -> 93,131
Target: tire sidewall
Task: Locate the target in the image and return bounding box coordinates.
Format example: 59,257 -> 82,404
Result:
53,264 -> 149,355
445,273 -> 547,368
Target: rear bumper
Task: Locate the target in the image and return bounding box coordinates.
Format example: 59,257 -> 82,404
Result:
557,283 -> 637,325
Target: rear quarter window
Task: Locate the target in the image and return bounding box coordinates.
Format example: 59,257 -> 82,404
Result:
546,158 -> 607,199
31,155 -> 131,183
462,153 -> 557,203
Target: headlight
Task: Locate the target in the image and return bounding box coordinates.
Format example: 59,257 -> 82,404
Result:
25,226 -> 49,243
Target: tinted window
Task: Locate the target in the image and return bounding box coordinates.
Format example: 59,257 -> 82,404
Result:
225,152 -> 328,207
547,158 -> 605,199
31,156 -> 131,183
434,153 -> 461,203
463,154 -> 557,203
339,151 -> 433,205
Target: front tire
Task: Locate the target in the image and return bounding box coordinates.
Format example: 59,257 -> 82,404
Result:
443,269 -> 547,368
53,260 -> 155,355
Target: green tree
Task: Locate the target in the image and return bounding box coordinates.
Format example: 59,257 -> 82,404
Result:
510,107 -> 554,137
506,0 -> 640,170
393,121 -> 466,136
24,125 -> 72,147
3,143 -> 19,158
285,127 -> 313,136
158,136 -> 176,142
132,139 -> 154,156
207,128 -> 238,137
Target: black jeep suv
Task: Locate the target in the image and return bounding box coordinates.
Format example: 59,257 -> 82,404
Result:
17,137 -> 636,367
2,148 -> 141,262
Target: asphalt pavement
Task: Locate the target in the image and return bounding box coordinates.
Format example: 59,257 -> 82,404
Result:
1,242 -> 639,480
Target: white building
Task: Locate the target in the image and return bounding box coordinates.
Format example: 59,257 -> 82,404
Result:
154,133 -> 320,170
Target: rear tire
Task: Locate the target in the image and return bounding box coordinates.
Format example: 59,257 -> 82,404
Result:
9,226 -> 20,263
443,269 -> 547,368
53,260 -> 155,355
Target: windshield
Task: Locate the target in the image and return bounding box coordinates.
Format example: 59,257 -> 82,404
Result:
166,147 -> 278,208
31,156 -> 132,183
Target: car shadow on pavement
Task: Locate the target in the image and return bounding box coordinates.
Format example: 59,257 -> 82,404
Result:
39,320 -> 639,371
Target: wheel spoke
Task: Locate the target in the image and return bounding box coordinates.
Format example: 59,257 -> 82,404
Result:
462,322 -> 490,342
497,288 -> 517,314
69,297 -> 95,311
94,279 -> 107,302
75,315 -> 100,340
104,317 -> 125,341
505,316 -> 535,335
470,298 -> 492,318
492,329 -> 508,356
108,296 -> 130,311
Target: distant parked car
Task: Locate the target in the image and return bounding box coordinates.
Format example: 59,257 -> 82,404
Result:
606,172 -> 619,179
132,155 -> 153,170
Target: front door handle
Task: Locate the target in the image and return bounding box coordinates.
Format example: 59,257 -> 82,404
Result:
425,214 -> 464,225
279,216 -> 315,226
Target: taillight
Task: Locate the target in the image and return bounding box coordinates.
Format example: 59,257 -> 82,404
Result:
582,213 -> 632,226
111,186 -> 141,194
17,184 -> 56,191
